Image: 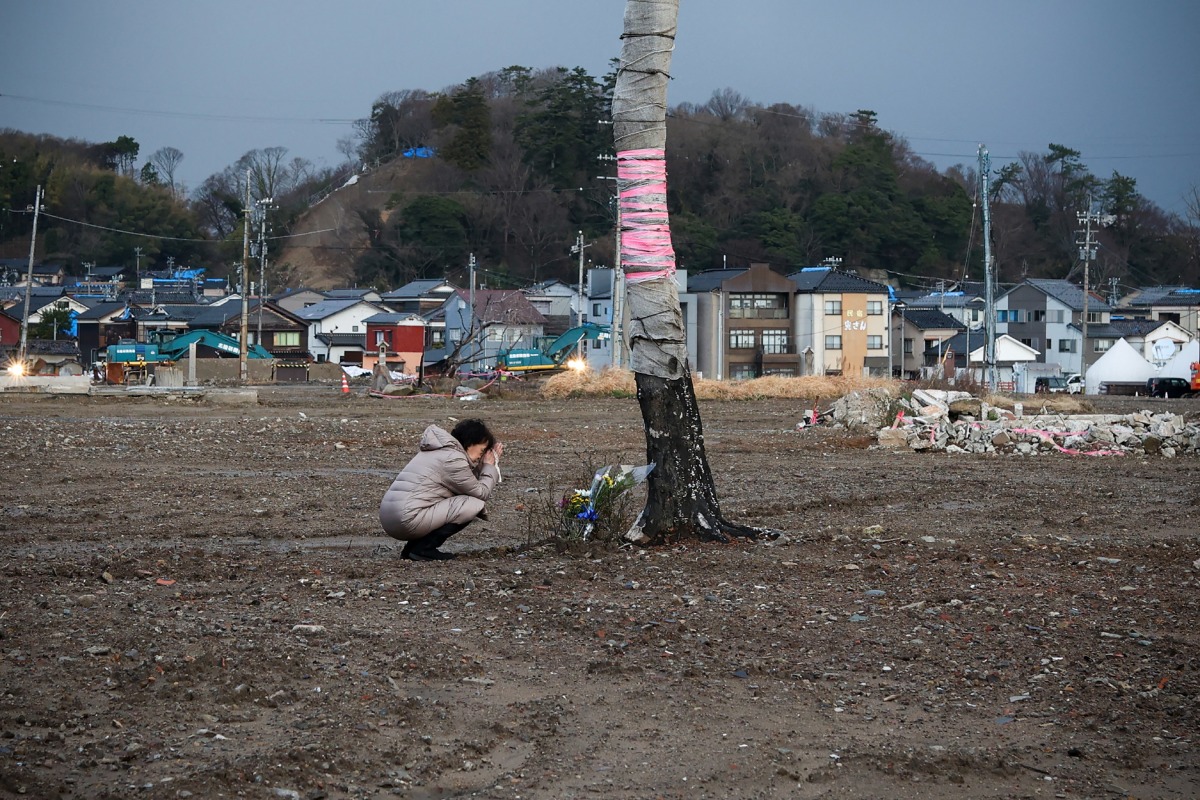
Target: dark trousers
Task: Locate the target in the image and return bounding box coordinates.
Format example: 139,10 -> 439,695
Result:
402,520 -> 469,556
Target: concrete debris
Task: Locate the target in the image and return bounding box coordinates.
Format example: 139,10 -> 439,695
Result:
864,396 -> 1199,457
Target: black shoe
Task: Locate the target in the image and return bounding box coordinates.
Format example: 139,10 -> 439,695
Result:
402,548 -> 456,562
477,508 -> 489,522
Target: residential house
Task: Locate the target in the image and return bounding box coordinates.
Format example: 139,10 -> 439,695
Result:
0,307 -> 21,355
691,264 -> 796,379
903,287 -> 987,330
21,339 -> 83,375
440,289 -> 546,371
996,278 -> 1112,377
294,298 -> 382,364
588,268 -> 694,372
0,258 -> 27,285
1108,317 -> 1193,367
271,287 -> 331,315
525,278 -> 578,333
323,288 -> 384,304
790,266 -> 892,378
362,313 -> 426,373
928,332 -> 1039,391
379,279 -> 458,316
179,301 -> 307,358
893,308 -> 964,379
75,302 -> 141,364
1116,285 -> 1200,338
31,263 -> 68,286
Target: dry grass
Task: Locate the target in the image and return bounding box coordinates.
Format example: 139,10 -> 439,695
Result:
541,369 -> 898,401
989,393 -> 1095,414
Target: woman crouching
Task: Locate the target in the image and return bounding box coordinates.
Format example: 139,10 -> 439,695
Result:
379,419 -> 503,561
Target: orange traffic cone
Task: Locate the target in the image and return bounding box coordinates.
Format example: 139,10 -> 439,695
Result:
341,373 -> 350,394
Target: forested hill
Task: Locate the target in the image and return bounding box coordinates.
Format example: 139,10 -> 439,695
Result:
3,64 -> 1197,293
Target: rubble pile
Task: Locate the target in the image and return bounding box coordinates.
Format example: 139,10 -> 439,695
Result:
864,390 -> 1199,457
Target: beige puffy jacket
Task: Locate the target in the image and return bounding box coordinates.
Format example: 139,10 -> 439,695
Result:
379,425 -> 499,541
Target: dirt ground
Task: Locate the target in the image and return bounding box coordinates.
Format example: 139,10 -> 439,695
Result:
1,386 -> 1197,799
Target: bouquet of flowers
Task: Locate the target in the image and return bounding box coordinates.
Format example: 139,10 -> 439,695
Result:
560,463 -> 654,539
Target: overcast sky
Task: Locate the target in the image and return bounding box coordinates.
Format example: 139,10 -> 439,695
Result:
2,1 -> 1197,214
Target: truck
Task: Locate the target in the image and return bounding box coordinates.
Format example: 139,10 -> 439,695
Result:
495,323 -> 610,373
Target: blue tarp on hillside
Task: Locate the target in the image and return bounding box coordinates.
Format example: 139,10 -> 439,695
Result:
403,147 -> 435,159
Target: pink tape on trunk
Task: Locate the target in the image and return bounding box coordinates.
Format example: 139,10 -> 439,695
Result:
618,148 -> 675,283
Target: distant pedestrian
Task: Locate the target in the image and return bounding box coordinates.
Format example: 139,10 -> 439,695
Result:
379,419 -> 502,561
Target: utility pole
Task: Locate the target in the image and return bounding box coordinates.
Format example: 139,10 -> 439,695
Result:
979,145 -> 997,390
597,157 -> 625,369
17,185 -> 43,371
1076,207 -> 1101,392
1107,276 -> 1120,308
570,231 -> 592,363
134,246 -> 143,290
238,169 -> 251,384
254,198 -> 275,347
467,252 -> 476,370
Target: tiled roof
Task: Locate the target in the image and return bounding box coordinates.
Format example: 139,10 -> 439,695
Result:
788,268 -> 890,294
463,289 -> 546,325
686,269 -> 747,292
1024,279 -> 1112,312
898,308 -> 965,330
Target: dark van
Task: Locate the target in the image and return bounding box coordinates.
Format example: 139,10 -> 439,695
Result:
1146,377 -> 1193,398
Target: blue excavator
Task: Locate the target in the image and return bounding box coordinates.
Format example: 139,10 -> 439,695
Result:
495,322 -> 610,373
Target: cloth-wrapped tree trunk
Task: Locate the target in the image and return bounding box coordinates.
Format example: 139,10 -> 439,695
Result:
613,0 -> 759,544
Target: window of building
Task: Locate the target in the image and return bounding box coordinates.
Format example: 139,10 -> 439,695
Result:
728,329 -> 755,349
277,331 -> 300,347
903,338 -> 913,355
1050,309 -> 1065,323
430,329 -> 446,347
824,299 -> 842,315
867,300 -> 883,316
762,367 -> 797,377
1020,338 -> 1033,348
1058,339 -> 1076,353
867,335 -> 883,350
1094,338 -> 1113,352
728,293 -> 788,319
1010,309 -> 1022,323
1086,311 -> 1103,324
1031,309 -> 1046,322
591,338 -> 602,350
825,335 -> 842,350
729,363 -> 757,380
761,329 -> 790,354
592,303 -> 601,316
997,310 -> 1008,323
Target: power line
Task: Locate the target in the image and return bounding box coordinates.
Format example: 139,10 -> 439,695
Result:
3,207 -> 340,243
0,92 -> 357,125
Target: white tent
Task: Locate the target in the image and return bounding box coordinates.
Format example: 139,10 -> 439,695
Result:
1084,338 -> 1155,394
1159,338 -> 1199,379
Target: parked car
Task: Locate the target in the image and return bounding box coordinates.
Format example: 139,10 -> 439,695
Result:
1034,376 -> 1069,393
1065,374 -> 1084,394
1146,377 -> 1194,398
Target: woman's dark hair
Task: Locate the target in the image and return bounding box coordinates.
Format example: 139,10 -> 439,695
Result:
451,419 -> 495,450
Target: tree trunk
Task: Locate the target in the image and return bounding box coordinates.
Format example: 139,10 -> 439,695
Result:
614,0 -> 758,545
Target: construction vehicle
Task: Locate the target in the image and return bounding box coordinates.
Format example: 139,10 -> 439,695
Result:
495,323 -> 610,373
102,330 -> 271,384
146,329 -> 271,361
